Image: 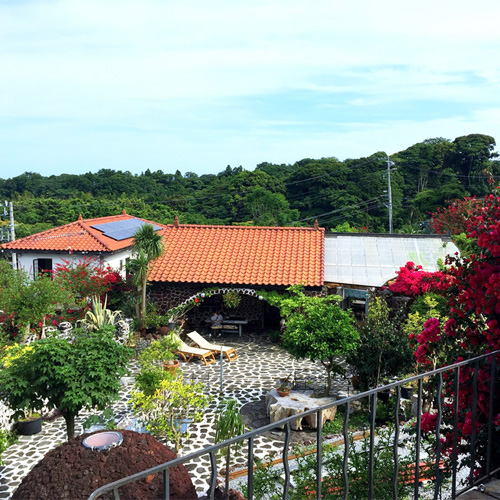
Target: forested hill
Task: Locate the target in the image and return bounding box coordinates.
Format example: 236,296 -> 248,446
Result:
1,134 -> 498,238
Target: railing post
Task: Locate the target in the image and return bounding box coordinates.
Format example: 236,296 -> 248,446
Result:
392,386 -> 400,500
247,436 -> 254,500
452,366 -> 460,500
282,423 -> 291,499
209,451 -> 217,499
469,361 -> 479,486
343,401 -> 350,500
163,468 -> 169,500
434,373 -> 443,500
368,393 -> 376,500
487,354 -> 497,476
414,378 -> 423,500
316,409 -> 323,499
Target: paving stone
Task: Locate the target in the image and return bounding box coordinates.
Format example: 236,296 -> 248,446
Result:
0,332 -> 348,498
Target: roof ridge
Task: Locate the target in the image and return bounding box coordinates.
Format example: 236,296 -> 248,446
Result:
83,213 -> 134,224
165,224 -> 323,231
28,220 -> 80,242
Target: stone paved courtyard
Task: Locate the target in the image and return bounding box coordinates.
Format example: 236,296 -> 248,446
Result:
0,332 -> 350,499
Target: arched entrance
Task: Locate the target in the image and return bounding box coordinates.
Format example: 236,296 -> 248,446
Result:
174,288 -> 280,334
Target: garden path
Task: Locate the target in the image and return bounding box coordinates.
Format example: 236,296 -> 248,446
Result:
0,332 -> 349,499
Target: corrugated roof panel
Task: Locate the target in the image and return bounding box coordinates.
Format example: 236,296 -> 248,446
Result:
324,234 -> 460,287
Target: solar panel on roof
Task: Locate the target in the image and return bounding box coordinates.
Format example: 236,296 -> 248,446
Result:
90,218 -> 162,241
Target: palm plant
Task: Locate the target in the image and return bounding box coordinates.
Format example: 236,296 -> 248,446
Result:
130,224 -> 164,329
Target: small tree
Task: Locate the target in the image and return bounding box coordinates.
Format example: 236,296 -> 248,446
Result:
0,326 -> 132,439
347,296 -> 414,391
268,286 -> 359,396
132,373 -> 210,453
214,399 -> 245,499
0,269 -> 71,340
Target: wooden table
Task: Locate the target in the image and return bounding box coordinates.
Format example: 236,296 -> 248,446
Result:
220,319 -> 248,337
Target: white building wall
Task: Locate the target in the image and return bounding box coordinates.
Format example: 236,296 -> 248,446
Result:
14,249 -> 133,279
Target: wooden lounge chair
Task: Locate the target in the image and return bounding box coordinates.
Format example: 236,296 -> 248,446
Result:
187,331 -> 238,362
175,339 -> 216,366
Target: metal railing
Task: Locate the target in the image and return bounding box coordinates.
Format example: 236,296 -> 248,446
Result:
88,350 -> 500,500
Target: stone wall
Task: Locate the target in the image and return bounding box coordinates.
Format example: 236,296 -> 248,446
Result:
0,401 -> 15,432
148,283 -> 201,314
148,284 -> 273,329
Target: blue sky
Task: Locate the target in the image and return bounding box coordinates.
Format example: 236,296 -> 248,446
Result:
1,0 -> 500,178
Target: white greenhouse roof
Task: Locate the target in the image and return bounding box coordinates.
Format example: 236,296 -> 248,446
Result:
324,234 -> 459,288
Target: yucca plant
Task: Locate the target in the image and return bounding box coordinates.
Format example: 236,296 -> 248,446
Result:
214,399 -> 245,499
83,295 -> 122,331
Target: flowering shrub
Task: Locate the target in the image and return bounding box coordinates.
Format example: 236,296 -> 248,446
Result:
430,196 -> 484,235
52,258 -> 127,322
395,191 -> 500,476
54,258 -> 121,305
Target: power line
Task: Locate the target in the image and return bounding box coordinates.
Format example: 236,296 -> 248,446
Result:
288,196 -> 386,225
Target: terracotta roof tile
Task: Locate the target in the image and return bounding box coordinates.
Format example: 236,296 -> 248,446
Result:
0,214 -> 167,253
149,224 -> 324,287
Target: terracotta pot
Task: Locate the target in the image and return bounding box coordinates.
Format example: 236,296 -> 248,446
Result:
163,360 -> 180,373
277,389 -> 290,397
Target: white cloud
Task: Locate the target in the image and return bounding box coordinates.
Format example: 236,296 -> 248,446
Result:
1,0 -> 500,176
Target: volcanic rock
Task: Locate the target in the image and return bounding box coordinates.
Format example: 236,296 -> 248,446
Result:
12,430 -> 197,500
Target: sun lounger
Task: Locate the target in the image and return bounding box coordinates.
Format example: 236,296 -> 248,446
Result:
187,331 -> 238,362
175,339 -> 216,365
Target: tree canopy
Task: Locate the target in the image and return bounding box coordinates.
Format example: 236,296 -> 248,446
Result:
1,133 -> 499,236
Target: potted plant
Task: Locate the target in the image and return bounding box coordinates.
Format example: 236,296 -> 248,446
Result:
17,410 -> 43,436
277,375 -> 292,397
138,333 -> 181,375
0,344 -> 44,435
401,383 -> 414,400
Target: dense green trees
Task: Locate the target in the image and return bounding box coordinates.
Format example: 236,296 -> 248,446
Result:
1,133 -> 498,235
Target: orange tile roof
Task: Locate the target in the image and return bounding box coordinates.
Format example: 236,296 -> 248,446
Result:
0,213 -> 167,253
149,224 -> 324,287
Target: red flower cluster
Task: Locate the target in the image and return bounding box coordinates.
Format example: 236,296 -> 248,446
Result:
420,412 -> 438,433
389,262 -> 451,297
54,258 -> 123,305
430,196 -> 484,235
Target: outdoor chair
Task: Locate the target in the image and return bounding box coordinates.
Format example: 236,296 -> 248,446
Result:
187,331 -> 238,362
175,339 -> 216,366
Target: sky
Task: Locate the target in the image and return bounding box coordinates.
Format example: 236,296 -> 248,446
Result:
1,0 -> 500,179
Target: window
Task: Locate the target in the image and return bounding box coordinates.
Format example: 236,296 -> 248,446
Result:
33,258 -> 53,278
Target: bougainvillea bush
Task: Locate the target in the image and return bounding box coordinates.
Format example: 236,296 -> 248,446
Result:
390,192 -> 500,476
53,257 -> 127,321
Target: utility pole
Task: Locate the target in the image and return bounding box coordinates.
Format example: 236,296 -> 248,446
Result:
9,201 -> 17,269
1,201 -> 17,269
386,157 -> 395,234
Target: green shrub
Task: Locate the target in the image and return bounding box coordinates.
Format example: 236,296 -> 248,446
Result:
0,429 -> 17,465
